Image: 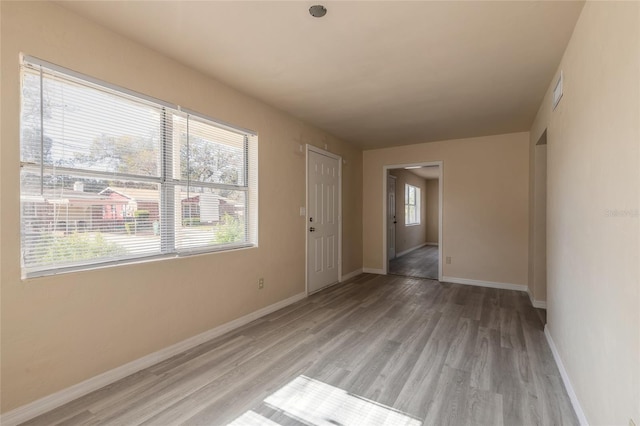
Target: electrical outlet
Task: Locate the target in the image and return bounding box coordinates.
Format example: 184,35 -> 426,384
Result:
446,256 -> 452,264
258,278 -> 264,289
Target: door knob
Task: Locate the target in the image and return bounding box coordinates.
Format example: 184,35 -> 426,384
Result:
309,227 -> 316,232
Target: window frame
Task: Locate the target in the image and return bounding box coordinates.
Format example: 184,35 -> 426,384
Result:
404,183 -> 421,226
19,55 -> 258,278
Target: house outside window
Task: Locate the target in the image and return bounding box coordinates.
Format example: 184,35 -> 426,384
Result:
405,184 -> 420,225
19,56 -> 258,278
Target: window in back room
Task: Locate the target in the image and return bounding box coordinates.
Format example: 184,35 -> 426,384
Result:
404,183 -> 420,226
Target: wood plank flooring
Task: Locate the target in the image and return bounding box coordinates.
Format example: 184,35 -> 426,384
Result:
21,274 -> 577,426
389,245 -> 439,279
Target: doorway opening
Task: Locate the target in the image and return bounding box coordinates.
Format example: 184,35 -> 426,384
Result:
383,162 -> 443,281
531,130 -> 548,316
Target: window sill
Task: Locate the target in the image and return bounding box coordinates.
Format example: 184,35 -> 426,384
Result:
22,243 -> 258,280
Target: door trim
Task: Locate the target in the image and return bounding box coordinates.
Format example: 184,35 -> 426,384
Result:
387,174 -> 397,260
305,145 -> 342,296
382,161 -> 443,281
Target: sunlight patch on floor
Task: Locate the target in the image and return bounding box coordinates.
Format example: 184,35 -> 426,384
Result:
229,375 -> 421,426
228,410 -> 281,426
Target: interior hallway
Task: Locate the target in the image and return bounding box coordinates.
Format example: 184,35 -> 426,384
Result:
389,245 -> 439,280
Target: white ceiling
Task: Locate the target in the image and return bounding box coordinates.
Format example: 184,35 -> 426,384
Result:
58,1 -> 584,149
409,166 -> 440,180
391,166 -> 440,180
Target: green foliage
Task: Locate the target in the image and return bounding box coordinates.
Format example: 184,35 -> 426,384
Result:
39,233 -> 128,264
134,210 -> 150,219
71,135 -> 159,176
179,133 -> 242,197
125,222 -> 134,235
133,210 -> 152,232
213,214 -> 244,244
21,72 -> 54,165
182,217 -> 201,227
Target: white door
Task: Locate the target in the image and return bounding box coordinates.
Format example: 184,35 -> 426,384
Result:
307,149 -> 340,293
387,174 -> 397,260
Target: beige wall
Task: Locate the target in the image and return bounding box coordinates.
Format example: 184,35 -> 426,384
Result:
0,1 -> 362,412
529,2 -> 639,424
389,169 -> 427,255
363,132 -> 529,284
425,179 -> 439,244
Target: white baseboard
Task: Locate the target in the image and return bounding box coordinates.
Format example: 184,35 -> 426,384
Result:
441,276 -> 527,292
527,288 -> 548,309
544,326 -> 589,426
341,268 -> 363,282
532,299 -> 547,309
363,267 -> 385,275
0,292 -> 307,426
396,242 -> 428,258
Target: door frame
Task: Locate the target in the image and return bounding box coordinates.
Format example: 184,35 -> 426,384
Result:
305,144 -> 342,296
387,174 -> 397,260
382,161 -> 443,281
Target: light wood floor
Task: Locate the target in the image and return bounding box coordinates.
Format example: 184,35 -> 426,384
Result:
22,274 -> 577,426
389,245 -> 439,279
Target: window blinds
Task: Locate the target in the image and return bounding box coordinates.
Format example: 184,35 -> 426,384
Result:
20,57 -> 258,277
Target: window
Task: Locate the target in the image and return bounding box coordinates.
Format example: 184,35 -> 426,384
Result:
405,184 -> 420,225
19,57 -> 258,278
